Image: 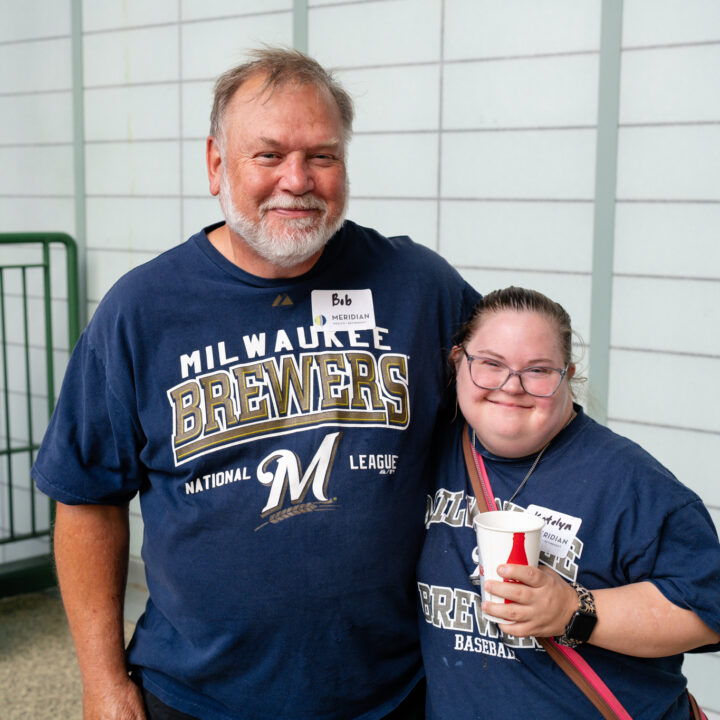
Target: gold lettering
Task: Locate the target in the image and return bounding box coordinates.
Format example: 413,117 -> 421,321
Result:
380,355 -> 409,426
232,364 -> 269,422
315,353 -> 349,410
262,355 -> 313,416
168,382 -> 203,446
199,372 -> 238,433
347,352 -> 385,410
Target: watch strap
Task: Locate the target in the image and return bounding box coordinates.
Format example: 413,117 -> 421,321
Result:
556,582 -> 597,648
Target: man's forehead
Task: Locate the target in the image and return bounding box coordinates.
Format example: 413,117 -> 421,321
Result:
230,72 -> 330,109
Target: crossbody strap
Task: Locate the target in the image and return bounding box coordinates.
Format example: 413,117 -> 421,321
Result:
461,424 -> 632,720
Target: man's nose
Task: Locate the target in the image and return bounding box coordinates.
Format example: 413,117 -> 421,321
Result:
278,154 -> 314,194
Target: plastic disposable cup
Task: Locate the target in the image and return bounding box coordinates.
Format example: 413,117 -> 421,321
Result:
473,511 -> 545,623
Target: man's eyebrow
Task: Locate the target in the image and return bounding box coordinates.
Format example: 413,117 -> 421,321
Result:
256,136 -> 343,151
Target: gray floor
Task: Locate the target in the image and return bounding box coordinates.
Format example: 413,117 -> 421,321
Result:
0,590 -> 134,720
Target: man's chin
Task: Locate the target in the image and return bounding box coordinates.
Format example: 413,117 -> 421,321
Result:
244,230 -> 330,268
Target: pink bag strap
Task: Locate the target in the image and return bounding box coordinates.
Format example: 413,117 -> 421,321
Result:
461,424 -> 635,720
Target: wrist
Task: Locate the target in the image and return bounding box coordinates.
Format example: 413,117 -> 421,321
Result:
555,582 -> 597,648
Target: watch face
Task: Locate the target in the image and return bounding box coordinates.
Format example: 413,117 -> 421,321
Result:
568,610 -> 597,642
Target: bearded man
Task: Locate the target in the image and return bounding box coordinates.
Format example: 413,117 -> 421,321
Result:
33,47 -> 479,720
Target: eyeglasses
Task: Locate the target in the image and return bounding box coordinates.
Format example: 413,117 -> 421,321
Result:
462,349 -> 568,398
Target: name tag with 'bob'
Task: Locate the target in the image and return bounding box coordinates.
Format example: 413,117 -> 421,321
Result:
311,289 -> 376,331
526,504 -> 582,559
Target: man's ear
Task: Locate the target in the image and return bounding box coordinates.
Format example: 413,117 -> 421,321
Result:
206,136 -> 223,197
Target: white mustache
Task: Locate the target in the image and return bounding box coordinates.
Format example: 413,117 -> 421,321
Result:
260,196 -> 327,213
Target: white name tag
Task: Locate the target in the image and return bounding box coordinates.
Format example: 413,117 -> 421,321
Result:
526,504 -> 582,559
311,289 -> 376,331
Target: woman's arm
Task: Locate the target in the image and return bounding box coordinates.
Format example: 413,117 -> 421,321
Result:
483,564 -> 720,657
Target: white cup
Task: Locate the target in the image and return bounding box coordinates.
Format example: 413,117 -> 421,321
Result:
473,511 -> 545,623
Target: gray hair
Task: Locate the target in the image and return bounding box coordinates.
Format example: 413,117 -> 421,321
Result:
210,46 -> 354,147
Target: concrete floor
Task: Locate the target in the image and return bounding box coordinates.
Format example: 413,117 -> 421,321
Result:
0,590 -> 134,720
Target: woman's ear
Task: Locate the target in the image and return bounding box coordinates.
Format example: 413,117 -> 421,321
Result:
567,363 -> 576,379
449,345 -> 464,370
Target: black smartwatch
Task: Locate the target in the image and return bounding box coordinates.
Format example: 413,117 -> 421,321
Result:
556,582 -> 597,648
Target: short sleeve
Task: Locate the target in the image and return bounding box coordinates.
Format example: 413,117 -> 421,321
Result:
629,498 -> 720,639
32,331 -> 146,505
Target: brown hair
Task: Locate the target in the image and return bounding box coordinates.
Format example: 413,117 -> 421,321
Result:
209,46 -> 354,146
454,286 -> 584,392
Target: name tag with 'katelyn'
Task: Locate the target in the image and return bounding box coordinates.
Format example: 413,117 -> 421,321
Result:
311,289 -> 376,331
526,504 -> 582,559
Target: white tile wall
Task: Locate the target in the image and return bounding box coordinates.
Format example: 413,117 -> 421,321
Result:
181,80 -> 215,138
337,65 -> 440,132
0,198 -> 75,233
441,129 -> 597,199
614,203 -> 720,279
611,277 -> 720,355
0,92 -> 73,144
86,197 -> 182,252
83,0 -> 178,32
182,139 -> 210,197
84,141 -> 181,196
181,14 -> 292,81
0,0 -> 70,41
0,146 -> 74,196
348,198 -> 438,249
443,54 -> 599,130
181,0 -> 292,22
348,133 -> 439,198
622,0 -> 720,47
309,0 -> 441,68
439,201 -> 594,272
83,25 -> 180,87
444,0 -> 601,60
608,350 -> 720,433
620,45 -> 720,124
617,126 -> 720,200
0,38 -> 72,94
84,84 -> 180,142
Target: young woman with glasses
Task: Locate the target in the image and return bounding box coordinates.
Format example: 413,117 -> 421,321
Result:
417,286 -> 720,719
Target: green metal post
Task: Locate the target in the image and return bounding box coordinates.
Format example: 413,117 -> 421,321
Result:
0,232 -> 80,597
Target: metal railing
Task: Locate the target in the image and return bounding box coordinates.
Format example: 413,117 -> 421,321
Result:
0,233 -> 79,596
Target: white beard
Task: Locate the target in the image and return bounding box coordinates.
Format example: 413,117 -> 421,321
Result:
218,170 -> 347,269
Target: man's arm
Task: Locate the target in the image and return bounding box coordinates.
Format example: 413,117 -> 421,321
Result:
54,501 -> 146,720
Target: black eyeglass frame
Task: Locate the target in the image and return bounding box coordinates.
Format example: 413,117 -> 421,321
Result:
462,348 -> 569,398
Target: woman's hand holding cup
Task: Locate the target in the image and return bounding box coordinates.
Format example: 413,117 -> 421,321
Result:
482,564 -> 579,638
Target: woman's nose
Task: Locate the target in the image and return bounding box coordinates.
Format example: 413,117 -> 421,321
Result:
502,371 -> 526,394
